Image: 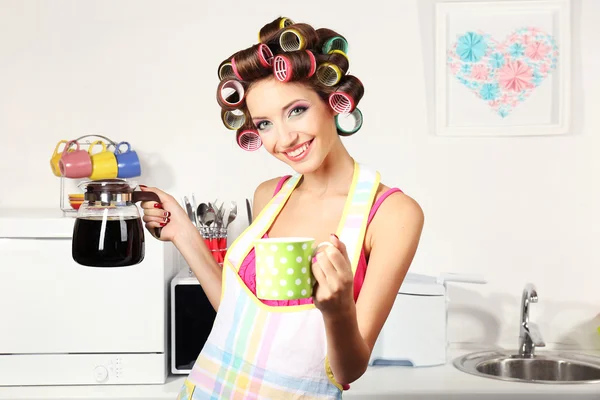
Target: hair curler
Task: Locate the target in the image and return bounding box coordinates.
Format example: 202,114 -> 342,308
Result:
217,79 -> 245,110
273,54 -> 292,82
230,57 -> 244,81
315,62 -> 342,86
218,61 -> 236,81
322,36 -> 349,55
258,44 -> 274,67
335,108 -> 363,136
329,91 -> 355,114
279,28 -> 306,52
221,109 -> 246,130
237,129 -> 262,151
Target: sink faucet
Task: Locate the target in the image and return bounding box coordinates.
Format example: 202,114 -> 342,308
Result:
518,283 -> 546,358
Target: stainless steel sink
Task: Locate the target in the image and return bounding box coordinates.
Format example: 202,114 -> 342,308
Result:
453,283 -> 600,384
454,350 -> 600,384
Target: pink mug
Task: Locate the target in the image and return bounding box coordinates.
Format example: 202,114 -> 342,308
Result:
59,141 -> 92,179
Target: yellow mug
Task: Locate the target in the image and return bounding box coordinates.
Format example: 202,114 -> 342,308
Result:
88,140 -> 118,180
50,140 -> 69,177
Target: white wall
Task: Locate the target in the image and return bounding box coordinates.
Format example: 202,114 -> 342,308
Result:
1,0 -> 598,350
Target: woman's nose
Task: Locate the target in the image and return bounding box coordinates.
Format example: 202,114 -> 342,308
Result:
277,126 -> 299,149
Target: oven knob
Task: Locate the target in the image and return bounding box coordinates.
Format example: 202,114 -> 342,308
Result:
94,365 -> 109,383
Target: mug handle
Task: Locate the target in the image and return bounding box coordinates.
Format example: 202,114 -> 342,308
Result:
132,190 -> 163,239
63,140 -> 80,155
88,140 -> 107,155
115,141 -> 131,154
52,140 -> 68,157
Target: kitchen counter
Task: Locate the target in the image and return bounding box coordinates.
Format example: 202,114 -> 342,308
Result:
1,348 -> 599,400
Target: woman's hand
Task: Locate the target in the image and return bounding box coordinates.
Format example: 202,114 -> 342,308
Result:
139,185 -> 195,243
311,234 -> 355,318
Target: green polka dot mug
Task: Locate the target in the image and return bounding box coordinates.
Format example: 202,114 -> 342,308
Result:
253,237 -> 325,301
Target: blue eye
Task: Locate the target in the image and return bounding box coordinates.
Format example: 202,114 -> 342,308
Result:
256,120 -> 271,131
289,106 -> 307,117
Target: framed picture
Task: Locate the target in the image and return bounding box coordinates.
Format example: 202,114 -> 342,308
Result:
435,0 -> 571,136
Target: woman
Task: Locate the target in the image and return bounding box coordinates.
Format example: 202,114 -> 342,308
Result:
140,16 -> 424,399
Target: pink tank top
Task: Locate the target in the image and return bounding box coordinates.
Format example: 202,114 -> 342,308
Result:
238,176 -> 402,307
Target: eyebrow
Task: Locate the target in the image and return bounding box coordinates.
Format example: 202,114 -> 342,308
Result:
252,99 -> 308,121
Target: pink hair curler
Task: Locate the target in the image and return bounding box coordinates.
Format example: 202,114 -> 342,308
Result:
258,44 -> 274,67
217,79 -> 245,109
306,50 -> 316,77
273,54 -> 293,82
237,129 -> 262,151
329,91 -> 355,114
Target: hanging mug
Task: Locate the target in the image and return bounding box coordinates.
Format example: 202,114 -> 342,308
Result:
50,139 -> 69,177
114,142 -> 142,178
88,140 -> 118,181
59,141 -> 93,179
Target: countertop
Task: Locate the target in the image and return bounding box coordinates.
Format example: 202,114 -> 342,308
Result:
1,348 -> 599,400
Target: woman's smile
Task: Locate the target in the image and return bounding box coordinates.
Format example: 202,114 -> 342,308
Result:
282,139 -> 314,162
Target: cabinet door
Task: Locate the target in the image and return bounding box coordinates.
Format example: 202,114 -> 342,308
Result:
0,238 -> 166,353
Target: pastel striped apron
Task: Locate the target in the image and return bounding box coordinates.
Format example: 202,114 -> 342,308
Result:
177,161 -> 380,400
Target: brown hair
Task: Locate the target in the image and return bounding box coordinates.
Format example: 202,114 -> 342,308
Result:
216,17 -> 365,145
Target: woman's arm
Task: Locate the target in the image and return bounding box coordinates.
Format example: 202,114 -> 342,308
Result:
140,186 -> 224,310
318,192 -> 424,385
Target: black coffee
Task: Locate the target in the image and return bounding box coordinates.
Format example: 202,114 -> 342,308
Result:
72,217 -> 145,267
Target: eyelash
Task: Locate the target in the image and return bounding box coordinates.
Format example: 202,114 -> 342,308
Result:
255,106 -> 308,131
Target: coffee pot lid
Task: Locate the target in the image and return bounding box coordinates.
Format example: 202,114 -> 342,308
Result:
78,179 -> 138,194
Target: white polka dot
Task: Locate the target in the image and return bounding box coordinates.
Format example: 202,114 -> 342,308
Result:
271,290 -> 279,297
287,245 -> 294,251
301,267 -> 307,274
296,256 -> 303,263
271,268 -> 278,275
287,290 -> 294,297
301,289 -> 307,296
280,257 -> 287,264
265,279 -> 272,287
260,289 -> 267,297
307,277 -> 311,285
295,278 -> 301,285
256,278 -> 261,284
270,245 -> 278,252
302,243 -> 308,250
259,267 -> 265,275
287,268 -> 294,275
280,279 -> 287,286
258,244 -> 264,250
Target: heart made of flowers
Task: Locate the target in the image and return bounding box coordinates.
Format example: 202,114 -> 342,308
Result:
447,27 -> 559,118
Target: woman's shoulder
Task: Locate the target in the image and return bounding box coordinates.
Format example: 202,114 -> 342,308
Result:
251,176 -> 289,220
373,182 -> 424,224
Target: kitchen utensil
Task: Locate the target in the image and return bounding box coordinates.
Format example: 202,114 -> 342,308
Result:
87,140 -> 118,181
59,140 -> 93,179
50,140 -> 69,177
114,141 -> 141,178
246,198 -> 253,225
72,179 -> 161,267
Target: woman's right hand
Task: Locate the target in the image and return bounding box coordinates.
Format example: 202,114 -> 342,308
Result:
138,185 -> 195,243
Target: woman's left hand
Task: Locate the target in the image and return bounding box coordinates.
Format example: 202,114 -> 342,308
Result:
311,234 -> 355,317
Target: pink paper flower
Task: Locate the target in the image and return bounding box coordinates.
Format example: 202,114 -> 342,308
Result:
539,63 -> 550,74
450,63 -> 460,74
525,41 -> 551,60
498,60 -> 533,92
471,64 -> 489,80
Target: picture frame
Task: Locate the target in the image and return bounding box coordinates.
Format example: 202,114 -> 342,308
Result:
435,0 -> 571,136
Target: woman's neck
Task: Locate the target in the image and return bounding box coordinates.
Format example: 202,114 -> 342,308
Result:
297,140 -> 355,197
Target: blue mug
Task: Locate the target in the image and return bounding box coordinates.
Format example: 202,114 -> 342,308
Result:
114,142 -> 141,178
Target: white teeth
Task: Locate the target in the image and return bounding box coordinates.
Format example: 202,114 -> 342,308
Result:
287,142 -> 309,158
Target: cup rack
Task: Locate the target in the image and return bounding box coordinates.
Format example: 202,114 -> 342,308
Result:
58,134 -> 121,216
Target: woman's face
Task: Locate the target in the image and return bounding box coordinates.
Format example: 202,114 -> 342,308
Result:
245,77 -> 338,174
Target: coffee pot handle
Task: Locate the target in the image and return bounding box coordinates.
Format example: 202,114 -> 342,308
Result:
132,190 -> 162,239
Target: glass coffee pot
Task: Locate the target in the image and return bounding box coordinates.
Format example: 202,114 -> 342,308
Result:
72,179 -> 162,267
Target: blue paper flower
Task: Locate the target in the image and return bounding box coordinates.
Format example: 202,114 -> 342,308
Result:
456,32 -> 488,62
480,83 -> 500,101
489,53 -> 505,68
509,43 -> 525,58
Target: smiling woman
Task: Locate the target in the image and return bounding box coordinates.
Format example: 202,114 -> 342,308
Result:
140,16 -> 424,400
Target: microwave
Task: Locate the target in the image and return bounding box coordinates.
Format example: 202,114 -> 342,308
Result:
170,268 -> 216,374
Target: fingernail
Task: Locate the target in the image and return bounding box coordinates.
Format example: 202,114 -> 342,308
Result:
160,222 -> 166,227
312,256 -> 317,263
164,211 -> 170,217
163,217 -> 170,224
139,185 -> 147,188
331,233 -> 339,240
154,203 -> 163,209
